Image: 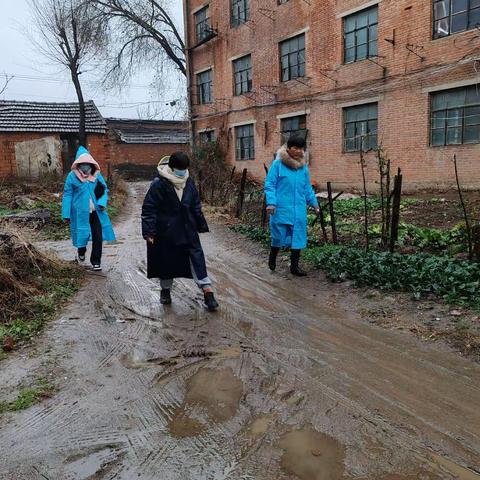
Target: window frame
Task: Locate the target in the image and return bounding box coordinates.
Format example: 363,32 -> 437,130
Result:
279,33 -> 306,82
343,103 -> 378,152
199,130 -> 216,143
430,84 -> 480,146
343,5 -> 378,64
233,54 -> 253,96
231,0 -> 250,27
280,114 -> 308,144
433,0 -> 480,39
194,6 -> 212,43
235,123 -> 255,161
196,69 -> 213,105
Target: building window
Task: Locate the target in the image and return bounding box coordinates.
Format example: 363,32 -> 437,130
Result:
280,115 -> 307,143
232,0 -> 249,26
433,0 -> 480,38
233,55 -> 252,95
195,6 -> 212,43
235,124 -> 255,160
344,103 -> 378,152
344,6 -> 378,64
197,69 -> 213,104
280,34 -> 305,82
431,85 -> 480,146
199,130 -> 216,143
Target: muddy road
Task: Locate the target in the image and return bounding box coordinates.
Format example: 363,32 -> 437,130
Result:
1,183 -> 479,480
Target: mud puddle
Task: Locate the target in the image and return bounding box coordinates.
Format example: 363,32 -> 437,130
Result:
168,367 -> 243,438
64,445 -> 121,479
278,428 -> 346,480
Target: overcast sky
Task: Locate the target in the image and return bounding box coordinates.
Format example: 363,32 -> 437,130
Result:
0,0 -> 186,120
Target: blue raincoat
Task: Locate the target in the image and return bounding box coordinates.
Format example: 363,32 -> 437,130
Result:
264,150 -> 318,250
61,147 -> 116,248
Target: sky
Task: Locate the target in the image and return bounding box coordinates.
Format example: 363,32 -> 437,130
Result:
0,0 -> 186,120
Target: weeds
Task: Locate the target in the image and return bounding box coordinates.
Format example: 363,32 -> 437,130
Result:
0,378 -> 55,414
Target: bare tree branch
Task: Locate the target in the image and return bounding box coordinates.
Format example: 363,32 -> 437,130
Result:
0,74 -> 13,96
88,0 -> 186,81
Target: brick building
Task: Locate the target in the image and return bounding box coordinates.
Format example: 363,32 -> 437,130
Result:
184,0 -> 480,191
0,100 -> 108,179
107,118 -> 190,174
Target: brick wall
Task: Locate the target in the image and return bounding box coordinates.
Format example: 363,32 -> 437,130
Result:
0,132 -> 110,178
108,136 -> 191,167
186,0 -> 480,191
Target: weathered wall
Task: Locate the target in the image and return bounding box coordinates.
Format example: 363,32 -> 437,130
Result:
14,136 -> 62,179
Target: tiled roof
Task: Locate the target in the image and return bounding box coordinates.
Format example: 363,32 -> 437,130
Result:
0,100 -> 106,134
107,118 -> 189,144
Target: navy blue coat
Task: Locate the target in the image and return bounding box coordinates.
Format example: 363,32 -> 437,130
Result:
141,176 -> 209,280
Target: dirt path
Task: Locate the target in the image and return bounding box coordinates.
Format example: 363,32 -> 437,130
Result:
1,183 -> 479,480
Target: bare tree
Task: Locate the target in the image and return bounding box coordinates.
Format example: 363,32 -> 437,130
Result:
30,0 -> 107,145
0,74 -> 13,96
88,0 -> 186,84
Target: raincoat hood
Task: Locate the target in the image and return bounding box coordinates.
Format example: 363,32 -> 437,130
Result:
71,146 -> 100,182
277,145 -> 306,170
157,158 -> 189,191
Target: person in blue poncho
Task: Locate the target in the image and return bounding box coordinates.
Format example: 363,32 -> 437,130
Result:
264,135 -> 319,276
61,146 -> 116,271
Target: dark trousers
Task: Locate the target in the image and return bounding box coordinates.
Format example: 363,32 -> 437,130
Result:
78,212 -> 103,264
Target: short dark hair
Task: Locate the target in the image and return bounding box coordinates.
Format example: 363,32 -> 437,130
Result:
169,152 -> 190,170
287,135 -> 306,149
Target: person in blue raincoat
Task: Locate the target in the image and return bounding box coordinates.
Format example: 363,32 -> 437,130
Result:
264,135 -> 319,276
61,146 -> 116,271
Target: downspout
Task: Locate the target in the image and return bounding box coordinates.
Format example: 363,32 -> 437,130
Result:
184,0 -> 195,152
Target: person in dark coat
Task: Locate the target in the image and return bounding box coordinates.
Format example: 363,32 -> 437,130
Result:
141,152 -> 219,311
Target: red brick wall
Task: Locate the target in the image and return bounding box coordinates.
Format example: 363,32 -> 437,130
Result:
187,0 -> 480,191
108,136 -> 191,167
0,132 -> 109,178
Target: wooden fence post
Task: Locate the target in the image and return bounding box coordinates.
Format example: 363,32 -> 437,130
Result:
235,168 -> 248,219
327,182 -> 338,244
389,168 -> 403,253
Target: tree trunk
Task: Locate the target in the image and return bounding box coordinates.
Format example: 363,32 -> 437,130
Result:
70,69 -> 87,147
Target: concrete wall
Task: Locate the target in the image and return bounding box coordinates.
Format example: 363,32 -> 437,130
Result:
14,136 -> 62,179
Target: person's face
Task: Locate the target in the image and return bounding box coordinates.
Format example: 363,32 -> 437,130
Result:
287,146 -> 305,160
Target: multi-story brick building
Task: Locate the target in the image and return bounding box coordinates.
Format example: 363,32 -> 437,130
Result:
183,0 -> 480,191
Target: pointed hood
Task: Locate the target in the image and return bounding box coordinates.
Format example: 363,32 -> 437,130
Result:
71,146 -> 100,182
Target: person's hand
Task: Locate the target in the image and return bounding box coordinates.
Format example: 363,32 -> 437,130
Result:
314,206 -> 320,215
146,236 -> 155,245
266,205 -> 276,215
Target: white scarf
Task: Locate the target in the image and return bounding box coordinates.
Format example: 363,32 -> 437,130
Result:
157,164 -> 189,200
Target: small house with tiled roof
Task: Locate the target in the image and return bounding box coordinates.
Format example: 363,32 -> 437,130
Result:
0,100 -> 109,178
106,118 -> 190,176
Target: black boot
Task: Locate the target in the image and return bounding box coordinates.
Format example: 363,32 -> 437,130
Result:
290,249 -> 307,277
269,247 -> 280,271
204,291 -> 219,311
160,289 -> 172,305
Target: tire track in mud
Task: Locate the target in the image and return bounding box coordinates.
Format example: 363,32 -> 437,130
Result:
1,182 -> 480,480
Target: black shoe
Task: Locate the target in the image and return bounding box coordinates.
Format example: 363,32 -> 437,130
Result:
290,266 -> 308,277
204,292 -> 219,311
92,264 -> 102,271
160,289 -> 172,305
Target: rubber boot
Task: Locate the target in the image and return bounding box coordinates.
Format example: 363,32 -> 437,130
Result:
290,249 -> 307,277
204,291 -> 219,311
160,289 -> 172,305
269,247 -> 280,271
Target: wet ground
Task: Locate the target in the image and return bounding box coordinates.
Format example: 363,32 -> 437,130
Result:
1,183 -> 480,480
